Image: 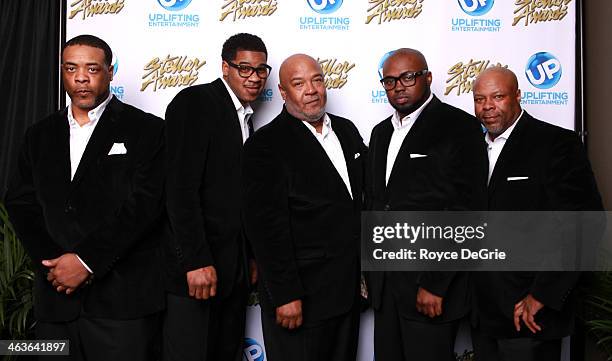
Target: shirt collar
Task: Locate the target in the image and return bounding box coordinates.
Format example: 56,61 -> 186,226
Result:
221,78 -> 253,117
302,113 -> 332,139
485,109 -> 524,145
67,93 -> 113,129
390,92 -> 433,130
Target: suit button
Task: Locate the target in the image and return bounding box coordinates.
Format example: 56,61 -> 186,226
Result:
384,204 -> 391,211
65,204 -> 74,213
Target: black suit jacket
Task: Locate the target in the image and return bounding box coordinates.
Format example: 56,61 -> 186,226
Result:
473,112 -> 603,339
242,108 -> 366,325
164,78 -> 246,298
366,95 -> 488,322
4,97 -> 166,322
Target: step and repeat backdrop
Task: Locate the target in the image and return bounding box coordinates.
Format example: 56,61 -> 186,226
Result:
65,0 -> 577,360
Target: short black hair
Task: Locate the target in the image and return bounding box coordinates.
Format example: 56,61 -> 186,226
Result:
221,33 -> 267,62
62,34 -> 113,66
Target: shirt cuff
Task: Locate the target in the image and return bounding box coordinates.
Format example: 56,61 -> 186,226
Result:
76,255 -> 93,274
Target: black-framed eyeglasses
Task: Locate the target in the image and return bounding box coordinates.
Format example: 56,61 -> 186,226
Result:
225,60 -> 272,79
380,69 -> 429,90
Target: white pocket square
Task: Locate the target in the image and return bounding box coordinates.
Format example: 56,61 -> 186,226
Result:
507,176 -> 529,181
354,153 -> 361,159
410,153 -> 427,159
108,143 -> 127,155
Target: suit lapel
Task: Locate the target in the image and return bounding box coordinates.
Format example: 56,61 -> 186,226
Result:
385,96 -> 438,191
70,98 -> 120,190
373,119 -> 393,194
213,78 -> 244,150
285,109 -> 352,200
332,116 -> 361,201
487,113 -> 531,198
53,109 -> 72,185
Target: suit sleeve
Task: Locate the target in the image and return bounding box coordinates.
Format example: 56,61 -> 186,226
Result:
242,137 -> 305,308
364,126 -> 378,211
532,131 -> 603,311
163,92 -> 214,273
4,127 -> 64,269
449,116 -> 488,211
421,116 -> 488,298
74,115 -> 166,278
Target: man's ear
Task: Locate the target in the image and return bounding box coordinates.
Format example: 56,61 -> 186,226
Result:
222,60 -> 229,79
108,65 -> 114,81
278,83 -> 286,101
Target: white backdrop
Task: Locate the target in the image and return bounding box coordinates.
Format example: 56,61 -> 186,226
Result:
66,1 -> 577,360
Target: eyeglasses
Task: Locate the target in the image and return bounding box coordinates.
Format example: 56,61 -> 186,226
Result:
225,60 -> 272,79
380,70 -> 429,90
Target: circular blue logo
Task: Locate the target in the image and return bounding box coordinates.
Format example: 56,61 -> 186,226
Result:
157,0 -> 192,11
457,0 -> 494,16
243,338 -> 265,361
307,0 -> 343,14
525,52 -> 562,89
377,50 -> 395,79
111,55 -> 119,77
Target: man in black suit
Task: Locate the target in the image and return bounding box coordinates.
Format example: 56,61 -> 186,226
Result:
365,48 -> 488,361
4,35 -> 165,361
242,54 -> 366,361
471,67 -> 603,361
163,33 -> 270,361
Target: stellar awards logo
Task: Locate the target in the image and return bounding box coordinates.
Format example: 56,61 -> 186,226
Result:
68,0 -> 125,20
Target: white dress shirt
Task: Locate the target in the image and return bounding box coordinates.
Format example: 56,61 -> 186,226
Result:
385,93 -> 433,185
222,78 -> 254,143
302,114 -> 353,199
66,92 -> 114,274
67,92 -> 113,180
485,109 -> 524,183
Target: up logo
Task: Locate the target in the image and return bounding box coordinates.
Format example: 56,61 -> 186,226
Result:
525,52 -> 562,89
307,0 -> 343,14
243,338 -> 265,361
377,50 -> 395,79
157,0 -> 192,11
457,0 -> 494,16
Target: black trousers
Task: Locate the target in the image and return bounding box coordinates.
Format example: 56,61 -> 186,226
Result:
162,276 -> 247,361
260,301 -> 360,361
374,287 -> 460,361
472,328 -> 562,361
35,313 -> 160,361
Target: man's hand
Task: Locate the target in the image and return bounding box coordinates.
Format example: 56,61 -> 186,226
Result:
416,287 -> 443,318
186,266 -> 217,300
514,294 -> 544,333
276,300 -> 302,329
42,253 -> 89,294
249,259 -> 258,285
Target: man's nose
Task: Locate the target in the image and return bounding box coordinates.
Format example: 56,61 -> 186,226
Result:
74,68 -> 89,82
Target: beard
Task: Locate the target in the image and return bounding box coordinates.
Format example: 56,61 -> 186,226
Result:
390,101 -> 419,117
301,107 -> 326,123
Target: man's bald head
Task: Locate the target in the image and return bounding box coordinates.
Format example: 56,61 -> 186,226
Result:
473,66 -> 522,140
474,66 -> 519,94
384,48 -> 429,71
279,54 -> 322,88
278,53 -> 327,123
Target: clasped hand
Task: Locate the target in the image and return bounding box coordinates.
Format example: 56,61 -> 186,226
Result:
43,253 -> 90,294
